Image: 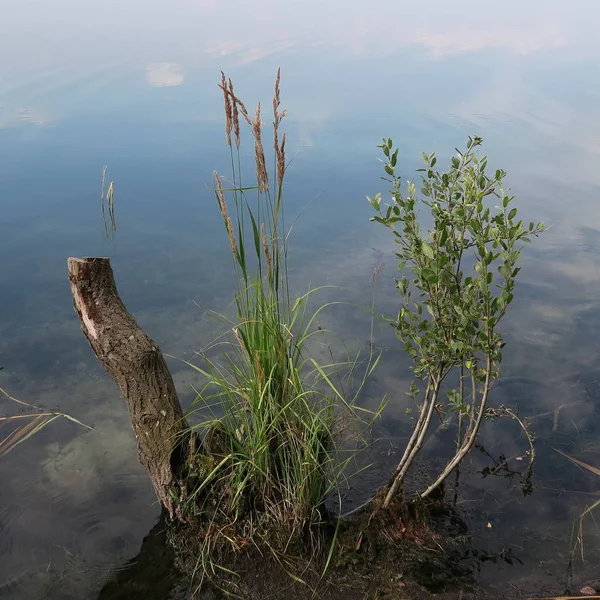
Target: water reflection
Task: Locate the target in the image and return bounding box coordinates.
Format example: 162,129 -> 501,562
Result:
3,0 -> 600,597
146,63 -> 185,88
3,0 -> 600,74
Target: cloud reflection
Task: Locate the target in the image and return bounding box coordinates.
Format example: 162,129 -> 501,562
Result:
0,105 -> 54,128
145,62 -> 184,87
1,0 -> 598,75
415,21 -> 566,57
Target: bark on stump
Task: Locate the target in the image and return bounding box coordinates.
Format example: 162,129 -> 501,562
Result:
67,257 -> 190,518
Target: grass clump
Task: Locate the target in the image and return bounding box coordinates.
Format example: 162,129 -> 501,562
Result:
180,71 -> 378,578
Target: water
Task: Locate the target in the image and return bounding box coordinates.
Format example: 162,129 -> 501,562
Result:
2,0 -> 600,597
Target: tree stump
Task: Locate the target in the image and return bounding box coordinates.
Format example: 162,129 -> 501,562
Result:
67,257 -> 190,518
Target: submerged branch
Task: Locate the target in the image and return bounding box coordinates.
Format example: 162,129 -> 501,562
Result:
421,357 -> 493,499
383,377 -> 440,507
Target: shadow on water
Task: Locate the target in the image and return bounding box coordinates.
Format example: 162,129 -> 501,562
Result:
96,512 -> 204,600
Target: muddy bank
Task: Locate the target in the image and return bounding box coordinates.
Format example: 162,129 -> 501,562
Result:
97,493 -> 600,600
101,495 -> 475,600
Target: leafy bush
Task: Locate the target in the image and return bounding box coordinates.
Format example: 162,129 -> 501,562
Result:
368,136 -> 545,506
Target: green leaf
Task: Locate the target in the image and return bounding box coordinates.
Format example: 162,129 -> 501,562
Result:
421,242 -> 435,260
237,221 -> 247,280
385,165 -> 394,176
245,205 -> 262,260
422,268 -> 438,284
440,227 -> 448,245
367,194 -> 381,211
508,207 -> 517,220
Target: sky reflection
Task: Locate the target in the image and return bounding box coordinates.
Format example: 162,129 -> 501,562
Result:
2,1 -> 599,76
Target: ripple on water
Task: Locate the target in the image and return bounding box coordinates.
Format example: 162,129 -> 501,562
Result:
0,461 -> 40,559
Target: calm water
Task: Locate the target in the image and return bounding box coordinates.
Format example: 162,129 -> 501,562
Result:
2,0 -> 600,597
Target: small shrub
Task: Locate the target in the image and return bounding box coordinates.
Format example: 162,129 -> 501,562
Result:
368,136 -> 546,506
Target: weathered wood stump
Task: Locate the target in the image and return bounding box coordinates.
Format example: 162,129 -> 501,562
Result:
67,257 -> 190,518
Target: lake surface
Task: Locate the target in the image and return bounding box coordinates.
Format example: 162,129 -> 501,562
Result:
2,0 -> 600,597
